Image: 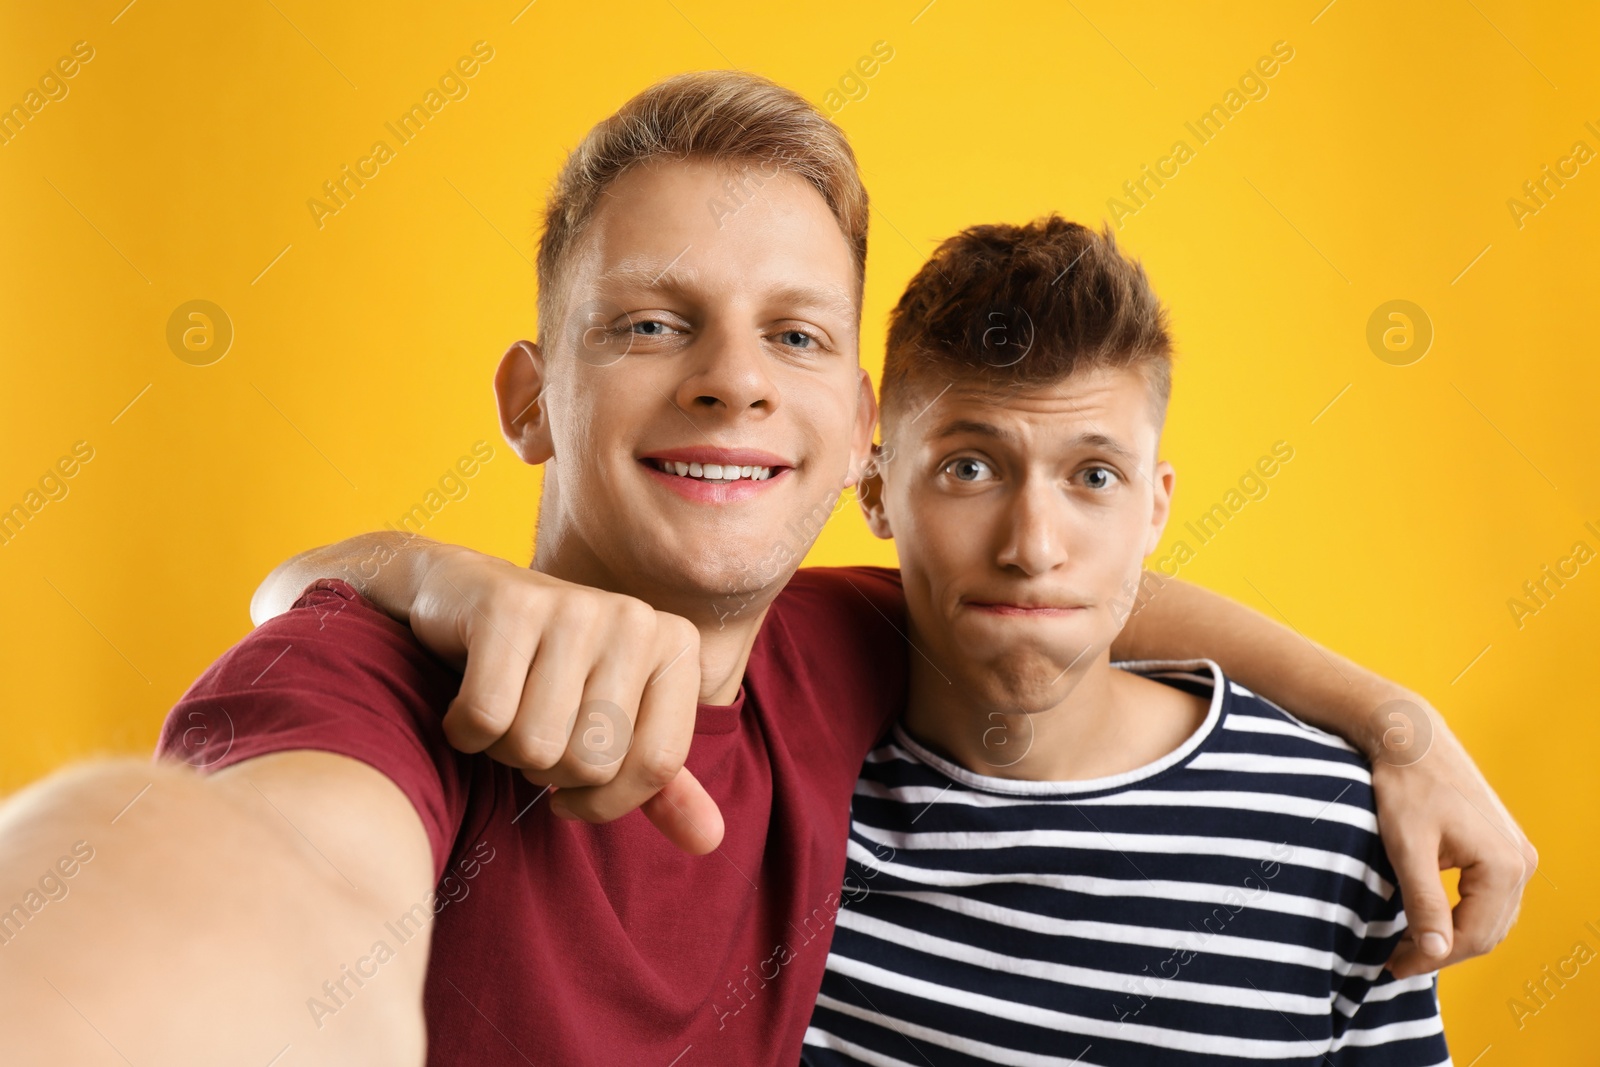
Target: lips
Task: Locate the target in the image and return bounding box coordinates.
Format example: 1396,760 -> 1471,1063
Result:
963,599 -> 1088,617
638,446 -> 794,502
643,446 -> 792,469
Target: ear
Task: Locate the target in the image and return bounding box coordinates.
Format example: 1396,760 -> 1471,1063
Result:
1145,457 -> 1176,557
856,442 -> 894,541
494,340 -> 554,466
842,367 -> 879,489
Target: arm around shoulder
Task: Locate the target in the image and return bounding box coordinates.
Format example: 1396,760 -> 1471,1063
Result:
251,531 -> 441,626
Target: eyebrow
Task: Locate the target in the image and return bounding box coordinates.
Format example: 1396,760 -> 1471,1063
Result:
595,263 -> 857,321
931,419 -> 1142,462
596,260 -> 699,289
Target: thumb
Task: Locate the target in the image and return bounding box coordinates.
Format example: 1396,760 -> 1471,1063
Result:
1385,829 -> 1453,978
642,767 -> 725,856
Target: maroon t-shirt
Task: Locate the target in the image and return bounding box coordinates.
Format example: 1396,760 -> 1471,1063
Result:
155,566 -> 906,1065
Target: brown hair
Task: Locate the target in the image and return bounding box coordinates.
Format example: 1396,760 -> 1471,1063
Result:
880,216 -> 1173,425
536,71 -> 870,341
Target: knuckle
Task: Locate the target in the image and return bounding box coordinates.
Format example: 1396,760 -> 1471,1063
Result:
562,757 -> 616,788
620,597 -> 656,632
633,746 -> 686,791
1492,850 -> 1528,888
556,593 -> 602,632
480,583 -> 521,619
661,611 -> 699,650
507,732 -> 568,772
450,699 -> 511,738
568,798 -> 626,825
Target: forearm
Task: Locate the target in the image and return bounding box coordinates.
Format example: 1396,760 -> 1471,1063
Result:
0,758 -> 426,1065
251,531 -> 441,626
1111,572 -> 1404,759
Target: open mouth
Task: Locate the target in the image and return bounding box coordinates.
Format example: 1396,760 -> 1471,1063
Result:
644,458 -> 778,483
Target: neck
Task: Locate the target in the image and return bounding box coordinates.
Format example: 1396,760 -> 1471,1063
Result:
903,636 -> 1202,781
531,509 -> 777,707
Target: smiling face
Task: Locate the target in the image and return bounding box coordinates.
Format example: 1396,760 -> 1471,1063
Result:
497,158 -> 875,624
868,365 -> 1174,715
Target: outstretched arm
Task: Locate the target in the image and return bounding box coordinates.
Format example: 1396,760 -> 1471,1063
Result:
1111,572 -> 1536,979
0,752 -> 433,1065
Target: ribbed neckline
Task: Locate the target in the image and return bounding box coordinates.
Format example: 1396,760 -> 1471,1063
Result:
890,658 -> 1229,797
694,686 -> 746,735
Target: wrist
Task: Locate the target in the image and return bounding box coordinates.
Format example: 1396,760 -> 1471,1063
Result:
401,539 -> 473,623
1363,687 -> 1439,769
343,533 -> 441,623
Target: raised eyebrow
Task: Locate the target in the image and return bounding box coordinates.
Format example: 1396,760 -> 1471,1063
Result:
931,421 -> 1141,462
1072,432 -> 1142,463
931,418 -> 1010,442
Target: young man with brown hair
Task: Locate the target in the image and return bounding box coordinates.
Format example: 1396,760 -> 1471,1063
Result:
0,72 -> 1524,1065
804,217 -> 1447,1065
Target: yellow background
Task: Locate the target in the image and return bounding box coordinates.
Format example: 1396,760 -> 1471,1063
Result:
2,0 -> 1595,1060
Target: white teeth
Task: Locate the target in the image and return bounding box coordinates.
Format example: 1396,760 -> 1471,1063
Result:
656,460 -> 776,482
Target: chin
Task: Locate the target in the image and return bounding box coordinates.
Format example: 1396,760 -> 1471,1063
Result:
960,652 -> 1074,715
633,524 -> 799,611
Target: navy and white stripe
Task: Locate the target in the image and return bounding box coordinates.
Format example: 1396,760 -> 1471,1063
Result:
802,659 -> 1449,1066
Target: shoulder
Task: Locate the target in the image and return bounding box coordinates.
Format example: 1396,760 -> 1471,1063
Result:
1206,677 -> 1372,779
1189,673 -> 1379,824
749,566 -> 908,750
764,566 -> 905,661
1195,674 -> 1405,901
160,579 -> 463,754
173,578 -> 459,713
768,565 -> 906,667
157,578 -> 471,874
773,565 -> 904,619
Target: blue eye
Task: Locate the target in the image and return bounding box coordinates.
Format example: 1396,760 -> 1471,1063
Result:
946,458 -> 993,482
779,329 -> 813,348
1081,467 -> 1118,489
632,320 -> 669,335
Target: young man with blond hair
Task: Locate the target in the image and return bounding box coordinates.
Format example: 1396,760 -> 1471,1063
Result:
0,72 -> 1527,1065
804,217 -> 1448,1065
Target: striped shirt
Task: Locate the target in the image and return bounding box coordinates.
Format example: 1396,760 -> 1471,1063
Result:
802,659 -> 1449,1066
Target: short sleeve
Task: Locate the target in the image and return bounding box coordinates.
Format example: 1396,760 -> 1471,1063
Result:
155,578 -> 471,882
1326,836 -> 1451,1065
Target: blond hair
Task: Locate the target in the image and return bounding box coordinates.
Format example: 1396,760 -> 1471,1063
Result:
535,71 -> 869,341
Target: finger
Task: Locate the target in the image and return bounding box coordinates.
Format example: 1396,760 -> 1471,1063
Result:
1384,828 -> 1453,979
1437,848 -> 1526,969
442,613 -> 539,753
642,768 -> 724,855
556,768 -> 723,856
547,604 -> 662,788
485,622 -> 594,775
550,619 -> 699,829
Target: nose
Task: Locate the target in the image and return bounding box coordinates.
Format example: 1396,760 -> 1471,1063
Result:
672,322 -> 779,419
995,474 -> 1070,577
